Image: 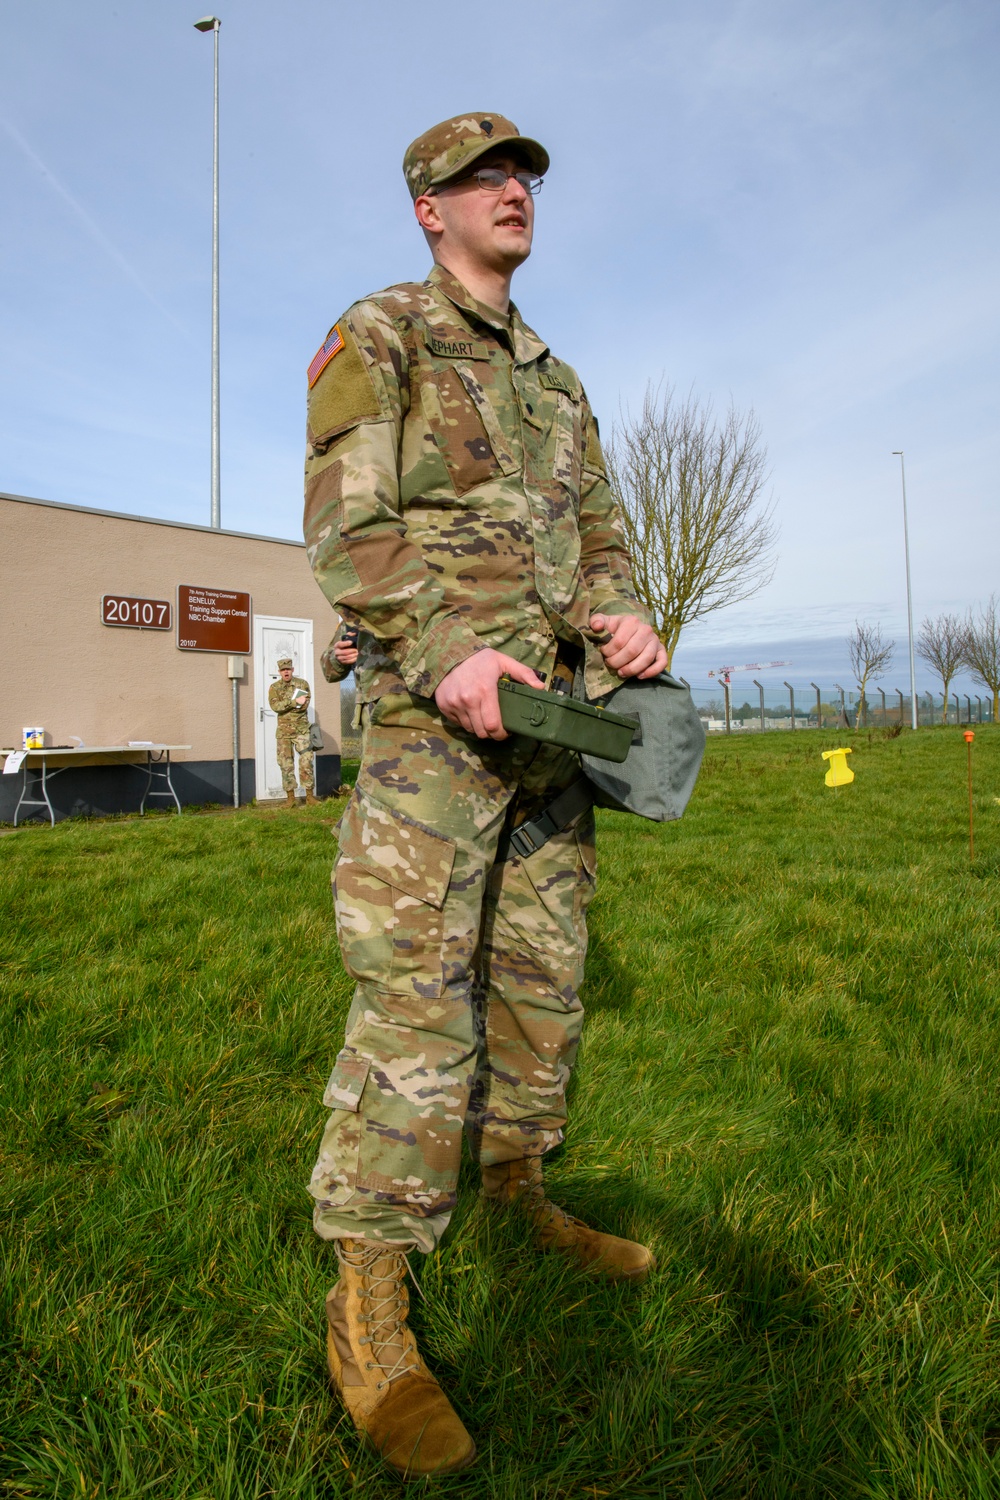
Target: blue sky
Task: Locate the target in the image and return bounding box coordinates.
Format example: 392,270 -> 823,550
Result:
2,0 -> 997,692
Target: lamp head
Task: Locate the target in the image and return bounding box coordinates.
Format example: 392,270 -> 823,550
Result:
194,15 -> 220,31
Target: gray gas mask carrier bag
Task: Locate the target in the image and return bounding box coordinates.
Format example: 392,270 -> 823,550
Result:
576,669 -> 706,823
498,669 -> 707,863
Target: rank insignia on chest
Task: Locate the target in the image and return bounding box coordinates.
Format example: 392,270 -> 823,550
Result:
307,325 -> 345,388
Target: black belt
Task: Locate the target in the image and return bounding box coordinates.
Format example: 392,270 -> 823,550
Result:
496,777 -> 592,861
543,641 -> 581,698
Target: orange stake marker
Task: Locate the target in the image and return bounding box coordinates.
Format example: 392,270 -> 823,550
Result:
964,729 -> 975,861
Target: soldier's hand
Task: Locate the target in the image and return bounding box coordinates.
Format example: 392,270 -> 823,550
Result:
590,615 -> 667,679
333,641 -> 359,666
435,650 -> 543,740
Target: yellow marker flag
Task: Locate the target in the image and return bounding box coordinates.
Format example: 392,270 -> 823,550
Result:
822,747 -> 854,787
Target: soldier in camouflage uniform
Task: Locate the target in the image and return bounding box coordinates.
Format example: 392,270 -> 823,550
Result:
303,113 -> 668,1479
268,657 -> 319,807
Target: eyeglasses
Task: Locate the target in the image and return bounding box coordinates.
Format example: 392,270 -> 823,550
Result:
436,167 -> 544,196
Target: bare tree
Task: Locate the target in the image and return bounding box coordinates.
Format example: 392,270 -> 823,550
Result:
916,613 -> 963,718
847,621 -> 894,727
607,384 -> 777,667
961,596 -> 1000,722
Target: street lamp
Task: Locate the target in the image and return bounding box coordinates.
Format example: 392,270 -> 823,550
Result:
194,15 -> 221,529
892,451 -> 918,729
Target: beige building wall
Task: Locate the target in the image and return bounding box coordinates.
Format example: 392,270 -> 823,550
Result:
0,494 -> 342,763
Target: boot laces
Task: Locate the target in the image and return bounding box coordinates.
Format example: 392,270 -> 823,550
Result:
336,1240 -> 422,1388
511,1160 -> 588,1236
509,1161 -> 570,1226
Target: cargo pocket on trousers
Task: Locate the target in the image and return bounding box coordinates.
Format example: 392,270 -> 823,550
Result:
323,1049 -> 371,1110
332,785 -> 457,998
312,1050 -> 372,1206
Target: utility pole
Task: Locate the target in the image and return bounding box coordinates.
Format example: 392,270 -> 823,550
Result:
195,16 -> 222,528
892,451 -> 918,729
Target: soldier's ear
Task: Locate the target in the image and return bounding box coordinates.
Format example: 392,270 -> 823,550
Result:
414,192 -> 445,236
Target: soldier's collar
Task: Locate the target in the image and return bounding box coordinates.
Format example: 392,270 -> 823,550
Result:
425,265 -> 549,364
426,264 -> 508,329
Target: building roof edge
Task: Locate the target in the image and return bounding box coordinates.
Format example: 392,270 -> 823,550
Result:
0,490 -> 304,549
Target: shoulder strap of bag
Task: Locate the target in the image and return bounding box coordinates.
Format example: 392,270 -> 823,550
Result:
497,777 -> 592,862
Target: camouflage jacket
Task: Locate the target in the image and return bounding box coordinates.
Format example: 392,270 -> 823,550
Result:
303,264 -> 645,703
268,677 -> 311,731
320,621 -> 363,684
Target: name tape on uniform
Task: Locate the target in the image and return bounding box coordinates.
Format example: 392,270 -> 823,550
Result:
426,333 -> 491,361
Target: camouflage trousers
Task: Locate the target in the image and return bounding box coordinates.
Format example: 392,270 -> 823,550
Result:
276,727 -> 314,793
307,691 -> 596,1252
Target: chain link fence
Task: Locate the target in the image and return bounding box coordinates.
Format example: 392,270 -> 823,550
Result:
679,680 -> 994,733
338,674 -> 993,746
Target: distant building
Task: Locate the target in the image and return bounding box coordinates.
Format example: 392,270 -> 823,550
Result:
1,492 -> 344,821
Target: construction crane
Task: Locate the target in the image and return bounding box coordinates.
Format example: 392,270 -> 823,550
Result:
708,660 -> 792,687
707,661 -> 793,733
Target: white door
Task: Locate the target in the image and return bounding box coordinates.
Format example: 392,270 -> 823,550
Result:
254,615 -> 315,799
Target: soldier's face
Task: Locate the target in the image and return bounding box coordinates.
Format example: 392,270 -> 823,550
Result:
417,152 -> 534,275
280,668 -> 293,681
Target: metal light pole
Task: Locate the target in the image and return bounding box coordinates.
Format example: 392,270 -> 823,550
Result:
892,452 -> 918,729
195,16 -> 222,529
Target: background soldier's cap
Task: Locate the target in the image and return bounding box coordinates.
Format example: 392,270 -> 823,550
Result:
277,657 -> 293,669
403,113 -> 549,200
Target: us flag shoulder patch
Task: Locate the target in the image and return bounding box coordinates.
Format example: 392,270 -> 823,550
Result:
308,325 -> 345,387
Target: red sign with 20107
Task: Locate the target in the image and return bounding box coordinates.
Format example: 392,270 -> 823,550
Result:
176,584 -> 252,653
102,594 -> 172,630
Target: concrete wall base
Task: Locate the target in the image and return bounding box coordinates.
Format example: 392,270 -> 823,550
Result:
0,754 -> 343,824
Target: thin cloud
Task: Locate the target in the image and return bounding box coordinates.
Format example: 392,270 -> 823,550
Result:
1,115 -> 189,336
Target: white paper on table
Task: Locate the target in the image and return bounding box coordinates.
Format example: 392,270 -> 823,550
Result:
3,751 -> 27,774
128,741 -> 155,747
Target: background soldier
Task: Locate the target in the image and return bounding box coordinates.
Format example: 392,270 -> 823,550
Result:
268,657 -> 318,807
303,112 -> 667,1479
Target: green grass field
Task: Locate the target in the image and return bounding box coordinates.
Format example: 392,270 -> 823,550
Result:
2,728 -> 999,1499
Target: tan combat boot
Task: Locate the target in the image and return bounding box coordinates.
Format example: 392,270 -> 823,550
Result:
325,1239 -> 476,1480
284,790 -> 297,808
305,791 -> 321,806
482,1158 -> 656,1283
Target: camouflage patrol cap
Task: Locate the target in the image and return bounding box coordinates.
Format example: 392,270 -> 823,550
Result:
403,113 -> 549,200
277,657 -> 293,670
